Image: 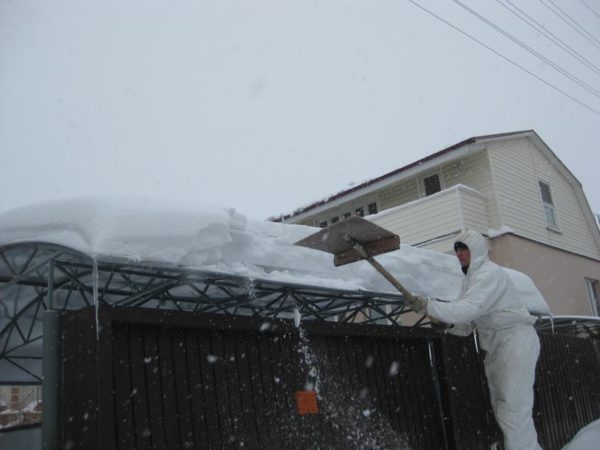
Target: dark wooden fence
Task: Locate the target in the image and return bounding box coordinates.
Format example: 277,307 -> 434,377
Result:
55,307 -> 600,450
534,334 -> 600,448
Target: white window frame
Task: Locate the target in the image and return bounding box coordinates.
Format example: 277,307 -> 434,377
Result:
356,200 -> 378,217
419,171 -> 444,197
314,198 -> 378,224
586,278 -> 599,316
538,180 -> 560,231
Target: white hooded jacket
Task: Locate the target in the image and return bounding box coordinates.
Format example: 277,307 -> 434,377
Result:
426,230 -> 542,450
426,230 -> 536,352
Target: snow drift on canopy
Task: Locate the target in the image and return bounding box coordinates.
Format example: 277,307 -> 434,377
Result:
0,196 -> 550,315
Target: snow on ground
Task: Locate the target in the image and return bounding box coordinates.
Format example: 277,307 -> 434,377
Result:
0,196 -> 550,314
561,418 -> 600,450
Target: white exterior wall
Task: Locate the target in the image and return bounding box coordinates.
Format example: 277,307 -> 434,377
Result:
459,187 -> 490,234
378,178 -> 420,210
442,150 -> 501,229
488,138 -> 600,260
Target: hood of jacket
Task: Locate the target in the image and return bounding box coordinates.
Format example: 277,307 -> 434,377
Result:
454,230 -> 489,274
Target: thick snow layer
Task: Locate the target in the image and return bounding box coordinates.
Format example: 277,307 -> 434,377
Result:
0,197 -> 550,314
561,418 -> 600,450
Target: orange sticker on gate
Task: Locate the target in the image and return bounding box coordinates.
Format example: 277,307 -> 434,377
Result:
295,390 -> 319,415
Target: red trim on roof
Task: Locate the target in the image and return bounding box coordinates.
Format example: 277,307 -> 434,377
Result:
271,130 -> 535,222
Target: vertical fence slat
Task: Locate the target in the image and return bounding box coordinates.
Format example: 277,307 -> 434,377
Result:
235,333 -> 262,448
184,329 -> 209,449
142,327 -> 167,450
196,328 -> 221,449
236,333 -> 259,447
112,324 -> 135,450
209,330 -> 234,445
128,327 -> 152,450
158,329 -> 182,450
172,329 -> 195,449
257,333 -> 286,447
61,309 -> 98,449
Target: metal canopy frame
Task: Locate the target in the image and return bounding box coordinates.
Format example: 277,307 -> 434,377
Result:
0,242 -> 419,384
3,242 -> 599,384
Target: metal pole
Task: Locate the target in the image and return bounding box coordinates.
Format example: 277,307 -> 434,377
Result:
48,259 -> 54,310
42,261 -> 61,450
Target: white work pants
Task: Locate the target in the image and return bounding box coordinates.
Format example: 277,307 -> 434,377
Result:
484,326 -> 542,450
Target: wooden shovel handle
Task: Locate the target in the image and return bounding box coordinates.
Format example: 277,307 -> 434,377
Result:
366,257 -> 416,303
341,233 -> 416,303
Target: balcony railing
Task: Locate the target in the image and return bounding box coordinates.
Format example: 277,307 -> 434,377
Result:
370,184 -> 489,252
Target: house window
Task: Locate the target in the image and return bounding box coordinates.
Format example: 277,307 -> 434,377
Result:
368,202 -> 378,215
586,279 -> 599,316
355,207 -> 364,217
318,221 -> 328,228
343,212 -> 351,219
423,173 -> 441,196
331,216 -> 339,224
538,181 -> 558,229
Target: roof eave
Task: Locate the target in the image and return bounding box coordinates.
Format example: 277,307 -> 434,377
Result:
280,140 -> 486,223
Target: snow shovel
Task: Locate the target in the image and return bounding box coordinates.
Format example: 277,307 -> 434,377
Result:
294,216 -> 416,303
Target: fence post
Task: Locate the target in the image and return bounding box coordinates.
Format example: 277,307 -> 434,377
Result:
42,310 -> 62,450
42,259 -> 61,450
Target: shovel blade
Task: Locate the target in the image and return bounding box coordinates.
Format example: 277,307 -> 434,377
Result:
294,216 -> 400,266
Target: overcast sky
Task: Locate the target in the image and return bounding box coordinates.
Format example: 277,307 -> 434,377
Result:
1,0 -> 599,220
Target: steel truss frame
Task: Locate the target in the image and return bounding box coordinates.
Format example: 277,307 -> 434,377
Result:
0,242 -> 420,383
3,242 -> 599,384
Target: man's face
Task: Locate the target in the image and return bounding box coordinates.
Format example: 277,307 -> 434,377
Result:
455,247 -> 471,268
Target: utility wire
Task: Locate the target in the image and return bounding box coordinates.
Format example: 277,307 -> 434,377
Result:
546,0 -> 600,45
406,0 -> 600,117
580,0 -> 600,21
451,0 -> 600,98
540,0 -> 600,50
497,0 -> 600,77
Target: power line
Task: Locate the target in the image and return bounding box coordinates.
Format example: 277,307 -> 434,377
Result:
580,0 -> 600,21
406,0 -> 600,117
546,0 -> 600,45
497,0 -> 600,78
451,0 -> 600,98
540,0 -> 600,50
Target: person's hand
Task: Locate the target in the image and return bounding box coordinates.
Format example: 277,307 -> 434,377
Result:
429,318 -> 450,332
408,295 -> 428,313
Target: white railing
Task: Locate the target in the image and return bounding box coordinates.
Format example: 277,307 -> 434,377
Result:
370,184 -> 489,251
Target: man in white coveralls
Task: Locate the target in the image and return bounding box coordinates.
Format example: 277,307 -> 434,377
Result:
410,230 -> 542,450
